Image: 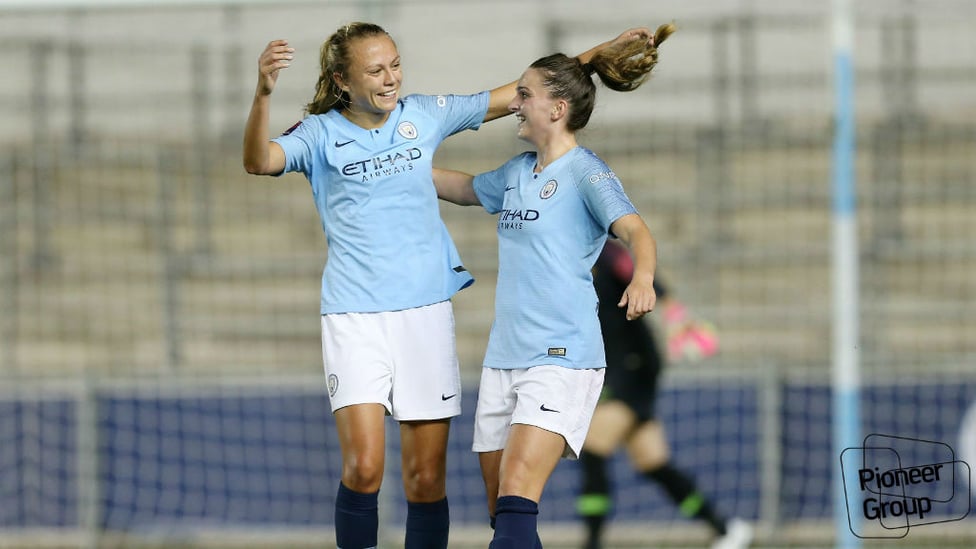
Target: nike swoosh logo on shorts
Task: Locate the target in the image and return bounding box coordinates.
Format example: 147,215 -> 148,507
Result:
441,393 -> 457,401
540,404 -> 560,413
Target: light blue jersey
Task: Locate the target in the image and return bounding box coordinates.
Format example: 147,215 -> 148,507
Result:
273,92 -> 489,314
473,147 -> 638,370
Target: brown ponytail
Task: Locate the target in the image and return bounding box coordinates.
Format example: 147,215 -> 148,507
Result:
589,22 -> 676,92
530,22 -> 676,131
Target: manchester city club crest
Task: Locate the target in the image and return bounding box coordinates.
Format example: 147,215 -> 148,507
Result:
328,374 -> 339,397
540,179 -> 558,199
397,121 -> 418,140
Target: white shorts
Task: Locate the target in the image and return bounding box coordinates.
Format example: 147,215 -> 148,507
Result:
472,365 -> 605,459
320,300 -> 462,421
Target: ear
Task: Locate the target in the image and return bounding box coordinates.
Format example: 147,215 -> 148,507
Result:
332,71 -> 349,93
550,99 -> 569,121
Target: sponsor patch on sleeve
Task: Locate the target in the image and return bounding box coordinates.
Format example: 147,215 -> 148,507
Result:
281,120 -> 302,136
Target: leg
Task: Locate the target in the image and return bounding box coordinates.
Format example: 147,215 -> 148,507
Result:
583,400 -> 638,457
400,419 -> 452,549
471,366 -> 509,534
482,449 -> 546,549
479,449 -> 503,519
627,420 -> 728,536
578,401 -> 637,549
498,424 -> 565,501
384,301 -> 462,547
333,403 -> 387,549
577,451 -> 609,549
489,424 -> 566,549
625,419 -> 669,472
400,418 -> 451,501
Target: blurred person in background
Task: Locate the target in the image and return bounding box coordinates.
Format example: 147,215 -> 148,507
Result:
242,21 -> 653,549
432,23 -> 675,548
576,239 -> 752,549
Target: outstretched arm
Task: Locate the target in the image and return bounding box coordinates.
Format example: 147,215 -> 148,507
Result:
608,213 -> 658,320
243,39 -> 293,175
482,26 -> 657,122
433,168 -> 481,206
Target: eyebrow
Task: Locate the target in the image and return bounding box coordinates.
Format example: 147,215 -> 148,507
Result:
365,56 -> 401,71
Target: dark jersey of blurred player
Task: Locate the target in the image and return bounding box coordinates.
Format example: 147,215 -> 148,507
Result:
593,239 -> 666,421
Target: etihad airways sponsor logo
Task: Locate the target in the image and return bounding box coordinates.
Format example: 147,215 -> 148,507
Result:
497,208 -> 539,230
342,147 -> 422,178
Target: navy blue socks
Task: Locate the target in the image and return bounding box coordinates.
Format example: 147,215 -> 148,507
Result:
489,495 -> 541,549
335,482 -> 378,549
405,497 -> 450,549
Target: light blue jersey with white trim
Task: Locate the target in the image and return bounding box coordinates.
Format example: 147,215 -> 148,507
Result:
473,147 -> 638,370
273,92 -> 489,314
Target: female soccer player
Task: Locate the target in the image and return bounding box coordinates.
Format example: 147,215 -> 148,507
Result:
242,22 -> 653,549
433,22 -> 676,548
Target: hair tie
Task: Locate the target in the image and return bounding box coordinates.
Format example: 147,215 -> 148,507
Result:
581,62 -> 596,76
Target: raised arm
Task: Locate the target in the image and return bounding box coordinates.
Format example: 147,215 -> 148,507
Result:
482,26 -> 657,122
243,40 -> 293,175
433,168 -> 481,206
608,213 -> 658,320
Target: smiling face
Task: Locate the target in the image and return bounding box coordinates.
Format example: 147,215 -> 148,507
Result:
508,67 -> 559,145
333,34 -> 402,127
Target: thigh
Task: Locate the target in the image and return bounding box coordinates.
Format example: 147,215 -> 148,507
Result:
334,403 -> 388,489
584,400 -> 638,456
334,403 -> 387,456
625,419 -> 670,471
496,423 -> 566,502
399,418 -> 451,501
388,301 -> 463,421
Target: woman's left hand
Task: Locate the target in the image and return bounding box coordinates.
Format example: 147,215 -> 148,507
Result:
618,272 -> 657,321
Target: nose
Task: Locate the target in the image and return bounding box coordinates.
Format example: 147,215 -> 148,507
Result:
508,96 -> 520,113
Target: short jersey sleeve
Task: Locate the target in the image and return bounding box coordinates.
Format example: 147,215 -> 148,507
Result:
271,116 -> 323,177
473,153 -> 531,214
403,91 -> 490,140
573,149 -> 638,232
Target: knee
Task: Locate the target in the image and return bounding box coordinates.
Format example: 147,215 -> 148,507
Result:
403,463 -> 446,501
342,453 -> 385,493
631,446 -> 669,471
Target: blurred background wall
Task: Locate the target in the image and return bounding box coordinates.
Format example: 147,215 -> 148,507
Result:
1,0 -> 975,547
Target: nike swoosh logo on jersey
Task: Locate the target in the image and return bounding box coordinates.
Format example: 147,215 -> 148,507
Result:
539,404 -> 560,413
441,393 -> 457,401
335,139 -> 355,147
505,186 -> 516,191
